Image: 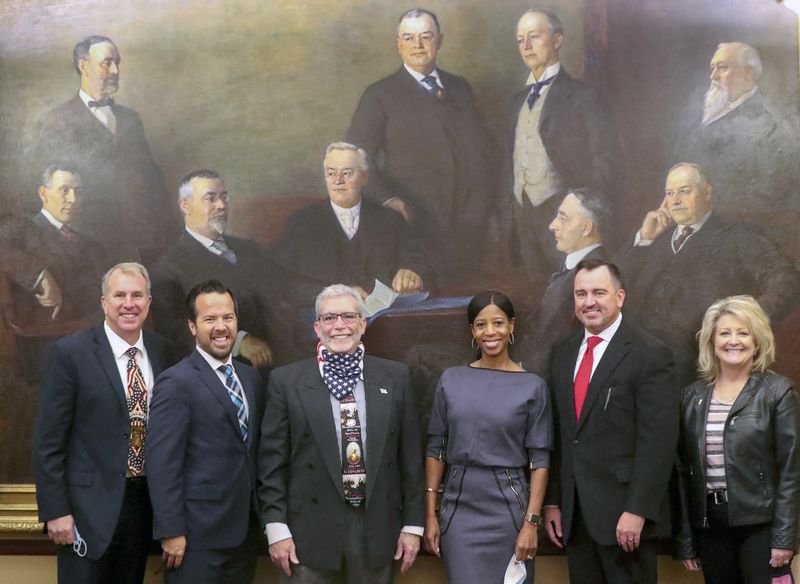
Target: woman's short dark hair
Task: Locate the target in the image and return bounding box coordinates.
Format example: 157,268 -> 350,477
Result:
467,290 -> 515,325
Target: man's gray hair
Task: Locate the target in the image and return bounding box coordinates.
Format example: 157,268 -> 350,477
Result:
101,262 -> 151,296
567,187 -> 612,239
521,7 -> 564,36
668,162 -> 712,189
315,284 -> 365,318
324,142 -> 369,172
177,169 -> 222,202
40,164 -> 81,188
73,35 -> 116,76
718,42 -> 762,81
397,8 -> 441,35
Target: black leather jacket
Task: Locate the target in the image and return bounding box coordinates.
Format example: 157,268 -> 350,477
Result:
675,371 -> 800,559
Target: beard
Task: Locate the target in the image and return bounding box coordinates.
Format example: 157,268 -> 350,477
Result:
702,81 -> 730,125
208,212 -> 228,235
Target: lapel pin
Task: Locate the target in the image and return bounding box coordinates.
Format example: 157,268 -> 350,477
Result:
379,388 -> 388,394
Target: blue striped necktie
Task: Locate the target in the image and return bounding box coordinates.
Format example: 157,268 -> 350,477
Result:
218,364 -> 248,441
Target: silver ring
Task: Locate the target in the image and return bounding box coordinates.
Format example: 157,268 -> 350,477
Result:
626,537 -> 633,541
527,555 -> 534,560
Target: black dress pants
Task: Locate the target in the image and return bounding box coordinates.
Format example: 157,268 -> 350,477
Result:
694,494 -> 793,584
57,477 -> 152,584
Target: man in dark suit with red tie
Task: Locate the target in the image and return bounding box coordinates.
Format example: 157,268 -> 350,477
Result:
543,259 -> 678,584
34,262 -> 175,583
29,35 -> 178,261
146,280 -> 265,583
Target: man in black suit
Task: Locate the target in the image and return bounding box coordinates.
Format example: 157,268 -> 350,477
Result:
347,8 -> 493,277
273,142 -> 430,304
150,169 -> 292,366
518,187 -> 609,376
1,164 -> 107,325
506,9 -> 624,276
617,162 -> 800,386
34,262 -> 174,584
258,284 -> 425,583
146,280 -> 265,583
673,42 -> 799,215
29,35 -> 178,261
543,259 -> 678,584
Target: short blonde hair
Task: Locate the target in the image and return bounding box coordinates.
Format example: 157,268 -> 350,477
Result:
697,295 -> 774,382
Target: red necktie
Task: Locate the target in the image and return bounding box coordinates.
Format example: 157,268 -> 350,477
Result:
574,336 -> 602,420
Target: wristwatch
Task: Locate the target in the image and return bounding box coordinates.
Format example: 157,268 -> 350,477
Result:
525,512 -> 543,526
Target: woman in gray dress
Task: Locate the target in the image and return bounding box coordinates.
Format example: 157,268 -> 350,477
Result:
423,291 -> 552,583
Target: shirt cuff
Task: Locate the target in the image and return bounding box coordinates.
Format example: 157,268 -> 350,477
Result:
232,330 -> 249,357
266,522 -> 293,545
401,525 -> 424,537
382,197 -> 398,206
633,231 -> 654,247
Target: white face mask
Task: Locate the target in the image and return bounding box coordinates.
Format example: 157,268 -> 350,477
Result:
504,554 -> 528,584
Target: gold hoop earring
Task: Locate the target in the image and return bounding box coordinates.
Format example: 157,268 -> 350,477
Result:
509,333 -> 515,345
471,337 -> 479,351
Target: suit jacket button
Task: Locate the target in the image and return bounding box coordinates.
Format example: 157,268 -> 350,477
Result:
390,429 -> 396,436
387,462 -> 392,468
311,497 -> 318,504
572,440 -> 580,446
307,463 -> 313,469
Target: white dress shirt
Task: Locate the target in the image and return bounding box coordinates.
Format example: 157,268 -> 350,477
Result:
330,200 -> 361,240
564,243 -> 602,270
79,89 -> 116,133
404,64 -> 444,91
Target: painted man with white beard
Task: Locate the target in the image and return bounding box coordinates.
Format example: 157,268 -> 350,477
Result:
673,42 -> 799,216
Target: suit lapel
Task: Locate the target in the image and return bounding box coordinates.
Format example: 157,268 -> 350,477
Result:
297,368 -> 345,498
576,319 -> 632,432
191,350 -> 244,441
92,325 -> 128,412
559,332 -> 582,435
143,332 -> 167,377
540,70 -> 570,133
363,357 -> 391,506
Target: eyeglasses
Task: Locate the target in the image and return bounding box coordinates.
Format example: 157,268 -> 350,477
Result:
317,312 -> 361,325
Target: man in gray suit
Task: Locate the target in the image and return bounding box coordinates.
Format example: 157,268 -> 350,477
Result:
258,284 -> 424,583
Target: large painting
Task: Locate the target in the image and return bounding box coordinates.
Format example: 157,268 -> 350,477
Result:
0,0 -> 798,534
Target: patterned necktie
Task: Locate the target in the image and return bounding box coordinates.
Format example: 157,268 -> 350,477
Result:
673,225 -> 695,253
573,336 -> 602,420
319,344 -> 367,506
422,75 -> 445,100
125,347 -> 148,475
218,364 -> 248,441
527,76 -> 554,109
211,238 -> 237,264
60,225 -> 79,244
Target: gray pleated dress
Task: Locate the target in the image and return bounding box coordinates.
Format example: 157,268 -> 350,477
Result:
427,365 -> 552,584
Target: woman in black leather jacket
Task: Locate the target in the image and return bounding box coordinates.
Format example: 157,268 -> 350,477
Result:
676,295 -> 799,583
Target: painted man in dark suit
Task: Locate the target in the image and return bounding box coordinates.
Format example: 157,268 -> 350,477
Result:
34,262 -> 175,584
347,8 -> 493,277
273,142 -> 430,305
617,162 -> 800,387
518,187 -> 609,377
147,280 -> 265,583
29,35 -> 178,261
150,169 -> 292,367
1,164 -> 107,325
258,284 -> 424,583
506,9 -> 624,276
673,42 -> 799,214
544,259 -> 678,584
